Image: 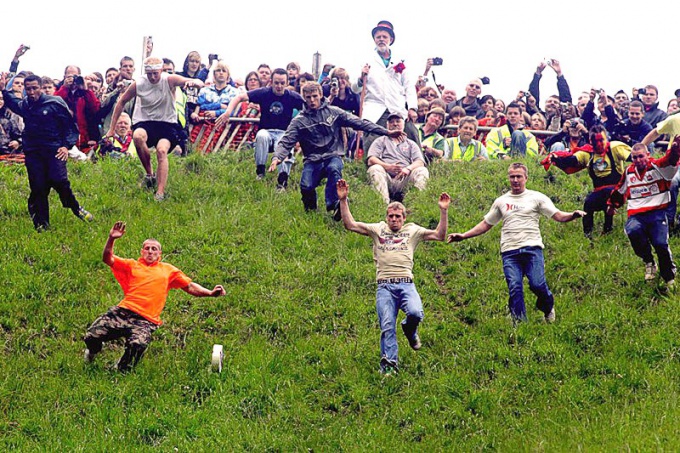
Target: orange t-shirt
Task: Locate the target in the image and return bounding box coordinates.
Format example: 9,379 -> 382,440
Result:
111,256 -> 192,325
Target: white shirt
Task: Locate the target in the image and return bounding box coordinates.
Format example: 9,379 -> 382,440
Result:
353,48 -> 417,124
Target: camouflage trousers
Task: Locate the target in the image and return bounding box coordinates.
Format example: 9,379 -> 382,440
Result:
84,306 -> 158,372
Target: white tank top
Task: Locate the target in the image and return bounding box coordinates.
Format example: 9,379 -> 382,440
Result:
132,72 -> 177,124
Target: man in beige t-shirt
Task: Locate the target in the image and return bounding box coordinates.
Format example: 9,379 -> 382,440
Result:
448,163 -> 584,324
337,179 -> 450,375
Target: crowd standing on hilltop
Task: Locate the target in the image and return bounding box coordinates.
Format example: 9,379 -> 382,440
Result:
2,20 -> 680,374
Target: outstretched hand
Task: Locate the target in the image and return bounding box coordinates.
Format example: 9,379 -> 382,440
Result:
572,210 -> 587,219
215,112 -> 230,128
109,221 -> 126,239
438,193 -> 451,210
447,233 -> 465,243
211,285 -> 226,297
336,179 -> 349,200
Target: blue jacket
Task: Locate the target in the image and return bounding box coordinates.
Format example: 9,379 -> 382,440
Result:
2,91 -> 78,152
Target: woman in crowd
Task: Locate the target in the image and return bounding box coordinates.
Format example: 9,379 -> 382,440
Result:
231,71 -> 263,148
668,99 -> 679,115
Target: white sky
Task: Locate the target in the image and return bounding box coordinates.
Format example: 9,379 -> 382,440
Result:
2,0 -> 678,107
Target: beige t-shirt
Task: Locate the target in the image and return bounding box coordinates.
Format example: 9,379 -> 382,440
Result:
365,222 -> 427,280
484,189 -> 559,253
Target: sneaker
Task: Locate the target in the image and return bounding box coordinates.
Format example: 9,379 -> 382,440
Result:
545,307 -> 556,324
154,192 -> 167,202
84,348 -> 96,363
330,202 -> 342,221
275,184 -> 286,193
76,207 -> 94,222
380,357 -> 398,376
401,323 -> 421,350
381,365 -> 397,377
143,174 -> 157,190
645,262 -> 657,281
256,173 -> 265,181
277,171 -> 289,188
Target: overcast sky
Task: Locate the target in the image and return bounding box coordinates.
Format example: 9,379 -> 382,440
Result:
3,0 -> 678,107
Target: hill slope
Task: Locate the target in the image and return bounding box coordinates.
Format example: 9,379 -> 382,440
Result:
1,152 -> 680,450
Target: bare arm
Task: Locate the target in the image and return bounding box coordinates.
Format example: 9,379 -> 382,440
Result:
422,193 -> 451,241
551,210 -> 586,223
103,221 -> 126,266
181,282 -> 226,297
447,219 -> 494,243
168,74 -> 204,91
106,83 -> 137,137
641,128 -> 660,147
337,179 -> 371,236
215,92 -> 249,127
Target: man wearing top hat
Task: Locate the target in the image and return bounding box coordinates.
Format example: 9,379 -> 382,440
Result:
353,20 -> 420,154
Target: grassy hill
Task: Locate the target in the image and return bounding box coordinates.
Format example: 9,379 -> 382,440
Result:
2,151 -> 680,450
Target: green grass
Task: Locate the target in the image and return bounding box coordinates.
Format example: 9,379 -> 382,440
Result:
2,151 -> 680,450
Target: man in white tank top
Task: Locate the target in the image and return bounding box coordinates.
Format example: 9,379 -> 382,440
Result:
106,57 -> 204,201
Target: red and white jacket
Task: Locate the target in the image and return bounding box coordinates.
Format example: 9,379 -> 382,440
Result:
609,146 -> 680,217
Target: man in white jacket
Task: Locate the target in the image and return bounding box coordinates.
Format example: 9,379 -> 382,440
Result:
353,20 -> 419,154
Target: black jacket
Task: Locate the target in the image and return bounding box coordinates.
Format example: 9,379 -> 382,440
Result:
2,91 -> 78,152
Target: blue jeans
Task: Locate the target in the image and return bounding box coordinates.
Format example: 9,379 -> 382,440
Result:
254,129 -> 293,174
666,167 -> 680,226
376,282 -> 424,370
625,210 -> 676,282
299,156 -> 344,211
501,246 -> 554,322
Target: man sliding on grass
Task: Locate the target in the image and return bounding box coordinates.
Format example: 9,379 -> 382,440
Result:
83,221 -> 225,372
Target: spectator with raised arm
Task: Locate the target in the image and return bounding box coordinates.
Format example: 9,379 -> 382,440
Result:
527,59 -> 572,117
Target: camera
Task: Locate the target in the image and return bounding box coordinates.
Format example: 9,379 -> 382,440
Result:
431,57 -> 443,66
208,53 -> 219,61
330,77 -> 339,89
480,76 -> 490,85
638,88 -> 646,95
73,76 -> 85,86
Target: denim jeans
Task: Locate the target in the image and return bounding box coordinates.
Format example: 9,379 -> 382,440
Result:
254,129 -> 293,174
625,210 -> 676,282
376,282 -> 424,370
501,246 -> 554,322
299,156 -> 344,211
666,167 -> 680,226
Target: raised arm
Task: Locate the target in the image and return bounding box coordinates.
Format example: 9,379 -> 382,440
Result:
182,282 -> 226,297
447,219 -> 494,243
337,179 -> 371,236
423,193 -> 451,241
103,221 -> 126,266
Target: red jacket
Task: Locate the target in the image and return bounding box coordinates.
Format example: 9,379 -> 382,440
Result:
55,85 -> 101,151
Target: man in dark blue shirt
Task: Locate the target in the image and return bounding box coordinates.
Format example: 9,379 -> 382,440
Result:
0,74 -> 93,231
217,68 -> 303,189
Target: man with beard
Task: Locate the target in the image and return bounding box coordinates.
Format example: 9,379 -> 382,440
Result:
549,125 -> 631,238
353,20 -> 419,153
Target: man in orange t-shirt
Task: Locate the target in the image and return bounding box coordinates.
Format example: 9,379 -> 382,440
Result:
84,221 -> 225,372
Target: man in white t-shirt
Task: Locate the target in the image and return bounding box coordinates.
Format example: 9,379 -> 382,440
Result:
448,163 -> 585,323
337,179 -> 450,375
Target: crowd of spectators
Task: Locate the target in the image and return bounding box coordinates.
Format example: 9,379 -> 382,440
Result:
2,44 -> 678,165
